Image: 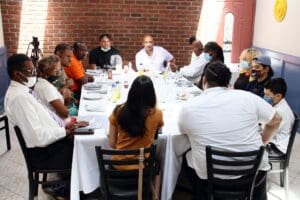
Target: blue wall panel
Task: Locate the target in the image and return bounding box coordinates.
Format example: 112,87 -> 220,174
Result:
0,47 -> 9,114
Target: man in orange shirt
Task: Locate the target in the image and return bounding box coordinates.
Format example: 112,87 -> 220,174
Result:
64,42 -> 94,100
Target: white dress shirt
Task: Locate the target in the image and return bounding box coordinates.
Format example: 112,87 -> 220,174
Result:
4,81 -> 66,147
34,77 -> 64,114
271,98 -> 294,153
178,87 -> 276,179
135,46 -> 173,72
179,53 -> 208,83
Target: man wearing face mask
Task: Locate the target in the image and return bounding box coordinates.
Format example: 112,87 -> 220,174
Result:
178,61 -> 281,200
89,34 -> 122,70
4,54 -> 84,198
245,55 -> 274,97
264,78 -> 294,154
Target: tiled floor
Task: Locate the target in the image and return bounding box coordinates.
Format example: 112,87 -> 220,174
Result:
1,125 -> 300,200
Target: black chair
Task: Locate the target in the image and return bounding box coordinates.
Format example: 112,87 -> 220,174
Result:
0,114 -> 11,150
206,145 -> 265,200
14,126 -> 70,200
268,112 -> 299,195
95,145 -> 156,200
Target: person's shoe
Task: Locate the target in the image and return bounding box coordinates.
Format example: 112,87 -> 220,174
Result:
42,180 -> 70,199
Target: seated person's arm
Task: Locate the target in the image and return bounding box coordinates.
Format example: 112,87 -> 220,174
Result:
88,52 -> 97,69
76,74 -> 94,86
262,111 -> 282,144
108,124 -> 118,148
50,99 -> 69,118
88,64 -> 97,70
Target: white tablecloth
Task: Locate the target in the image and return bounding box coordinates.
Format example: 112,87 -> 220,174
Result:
71,71 -> 199,200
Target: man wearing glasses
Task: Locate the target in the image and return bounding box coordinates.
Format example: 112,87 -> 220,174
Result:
4,54 -> 82,198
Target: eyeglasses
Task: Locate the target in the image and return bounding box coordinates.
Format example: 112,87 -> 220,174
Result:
21,67 -> 37,76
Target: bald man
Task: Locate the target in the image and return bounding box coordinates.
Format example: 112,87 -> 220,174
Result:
179,40 -> 208,84
135,35 -> 176,72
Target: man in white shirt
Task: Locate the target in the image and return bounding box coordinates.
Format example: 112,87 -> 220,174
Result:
264,78 -> 295,154
178,61 -> 281,200
135,35 -> 176,72
179,40 -> 208,84
4,53 -> 78,168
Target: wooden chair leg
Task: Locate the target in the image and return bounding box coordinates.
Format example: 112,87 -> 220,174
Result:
4,117 -> 11,150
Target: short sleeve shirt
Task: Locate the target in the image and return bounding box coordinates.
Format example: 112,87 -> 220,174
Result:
34,78 -> 64,114
89,47 -> 120,69
178,87 -> 276,179
135,46 -> 174,72
109,106 -> 164,170
64,56 -> 85,92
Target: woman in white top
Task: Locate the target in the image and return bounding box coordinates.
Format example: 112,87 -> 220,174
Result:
34,55 -> 69,118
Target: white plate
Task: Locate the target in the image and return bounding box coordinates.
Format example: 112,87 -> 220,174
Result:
83,93 -> 104,100
84,83 -> 102,90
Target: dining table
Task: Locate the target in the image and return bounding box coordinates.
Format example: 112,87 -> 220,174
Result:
70,69 -> 201,200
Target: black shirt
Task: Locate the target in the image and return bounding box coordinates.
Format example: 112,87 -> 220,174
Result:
89,47 -> 120,69
245,77 -> 270,97
234,73 -> 250,90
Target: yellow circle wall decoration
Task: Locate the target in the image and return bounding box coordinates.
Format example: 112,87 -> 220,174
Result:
274,0 -> 287,22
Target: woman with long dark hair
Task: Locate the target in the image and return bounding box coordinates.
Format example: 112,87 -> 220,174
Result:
108,75 -> 164,156
108,75 -> 163,199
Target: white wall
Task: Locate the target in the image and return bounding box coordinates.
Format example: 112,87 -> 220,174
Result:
253,0 -> 300,57
0,4 -> 4,46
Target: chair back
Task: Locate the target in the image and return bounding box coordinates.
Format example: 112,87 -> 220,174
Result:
206,146 -> 265,200
95,145 -> 156,200
285,111 -> 299,168
14,126 -> 34,174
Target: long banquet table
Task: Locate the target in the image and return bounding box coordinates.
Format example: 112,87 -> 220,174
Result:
70,70 -> 201,200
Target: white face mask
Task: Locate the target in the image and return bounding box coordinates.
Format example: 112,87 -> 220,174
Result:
24,76 -> 37,88
101,47 -> 111,52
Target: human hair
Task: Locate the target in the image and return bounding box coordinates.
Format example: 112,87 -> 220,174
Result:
264,78 -> 287,98
189,36 -> 196,45
204,41 -> 224,63
239,48 -> 260,63
203,61 -> 232,87
99,33 -> 112,41
37,55 -> 60,74
54,43 -> 73,54
7,54 -> 31,78
252,57 -> 274,78
115,75 -> 157,137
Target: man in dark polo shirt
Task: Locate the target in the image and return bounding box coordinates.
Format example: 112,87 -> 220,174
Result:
88,33 -> 122,70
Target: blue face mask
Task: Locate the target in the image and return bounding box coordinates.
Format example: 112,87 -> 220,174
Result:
263,95 -> 273,105
240,60 -> 250,69
204,53 -> 212,62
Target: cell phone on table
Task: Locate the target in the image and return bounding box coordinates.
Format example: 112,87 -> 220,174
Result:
74,128 -> 94,135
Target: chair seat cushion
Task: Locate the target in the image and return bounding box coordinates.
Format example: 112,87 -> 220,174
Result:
109,184 -> 138,198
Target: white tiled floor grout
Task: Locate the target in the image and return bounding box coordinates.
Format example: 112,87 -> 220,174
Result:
0,127 -> 299,200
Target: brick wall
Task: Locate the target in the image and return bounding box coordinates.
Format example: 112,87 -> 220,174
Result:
1,0 -> 202,67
